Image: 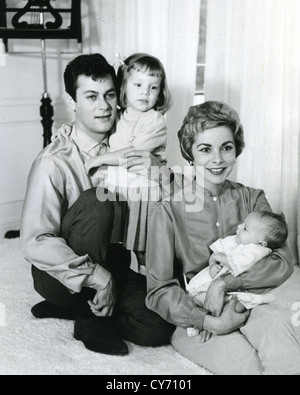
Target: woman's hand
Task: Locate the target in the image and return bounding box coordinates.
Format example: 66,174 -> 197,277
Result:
203,299 -> 250,335
204,277 -> 226,316
199,329 -> 212,344
51,123 -> 73,142
88,278 -> 116,317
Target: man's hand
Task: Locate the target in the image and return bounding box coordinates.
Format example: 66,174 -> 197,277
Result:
84,156 -> 104,174
122,150 -> 162,177
203,299 -> 250,335
88,278 -> 116,317
204,277 -> 226,316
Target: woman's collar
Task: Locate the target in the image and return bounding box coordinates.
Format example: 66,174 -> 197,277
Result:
203,181 -> 229,197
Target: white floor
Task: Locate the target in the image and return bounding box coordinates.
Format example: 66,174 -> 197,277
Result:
2,237 -> 299,376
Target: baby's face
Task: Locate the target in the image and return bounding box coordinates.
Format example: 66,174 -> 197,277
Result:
236,212 -> 268,245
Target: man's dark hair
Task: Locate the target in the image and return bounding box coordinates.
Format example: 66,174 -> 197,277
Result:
64,53 -> 118,101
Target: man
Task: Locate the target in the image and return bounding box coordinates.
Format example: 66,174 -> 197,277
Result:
21,53 -> 174,356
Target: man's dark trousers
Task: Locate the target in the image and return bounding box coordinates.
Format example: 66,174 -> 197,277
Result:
31,187 -> 174,347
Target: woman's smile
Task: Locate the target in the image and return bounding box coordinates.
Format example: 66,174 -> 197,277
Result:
207,167 -> 228,175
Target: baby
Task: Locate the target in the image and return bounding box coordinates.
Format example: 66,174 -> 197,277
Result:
186,210 -> 288,337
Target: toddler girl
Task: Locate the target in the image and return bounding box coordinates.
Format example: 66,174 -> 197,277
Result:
88,53 -> 171,268
55,53 -> 172,269
186,210 -> 288,337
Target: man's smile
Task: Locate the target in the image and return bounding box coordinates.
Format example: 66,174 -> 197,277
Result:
95,114 -> 111,120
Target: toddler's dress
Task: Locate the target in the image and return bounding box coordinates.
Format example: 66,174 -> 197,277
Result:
105,107 -> 167,252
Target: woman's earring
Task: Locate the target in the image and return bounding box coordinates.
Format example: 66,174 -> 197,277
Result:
189,161 -> 194,166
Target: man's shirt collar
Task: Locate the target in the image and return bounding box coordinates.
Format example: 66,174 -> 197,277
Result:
72,125 -> 109,154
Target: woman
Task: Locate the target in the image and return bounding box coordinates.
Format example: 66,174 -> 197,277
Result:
145,101 -> 298,375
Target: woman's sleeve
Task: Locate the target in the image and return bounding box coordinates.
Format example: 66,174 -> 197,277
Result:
226,245 -> 272,277
145,203 -> 208,329
223,190 -> 294,292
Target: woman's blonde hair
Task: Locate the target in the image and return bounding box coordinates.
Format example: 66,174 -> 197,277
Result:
117,53 -> 172,114
178,101 -> 245,163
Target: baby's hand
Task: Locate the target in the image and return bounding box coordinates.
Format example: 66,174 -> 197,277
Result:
209,252 -> 228,266
209,252 -> 218,265
209,264 -> 223,278
234,300 -> 246,313
51,123 -> 73,143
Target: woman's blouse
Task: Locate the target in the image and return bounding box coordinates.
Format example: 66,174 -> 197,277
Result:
145,178 -> 293,330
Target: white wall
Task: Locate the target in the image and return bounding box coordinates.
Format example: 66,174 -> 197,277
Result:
204,0 -> 300,263
0,0 -> 87,236
0,48 -> 76,237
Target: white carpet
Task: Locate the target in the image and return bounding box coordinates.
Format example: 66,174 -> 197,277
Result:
0,238 -> 212,376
